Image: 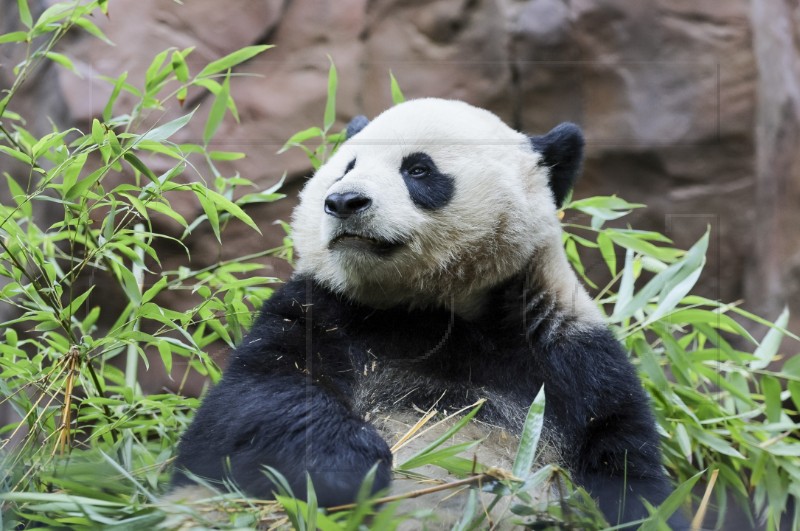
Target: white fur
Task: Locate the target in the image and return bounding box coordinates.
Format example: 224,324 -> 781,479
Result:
291,98 -> 601,322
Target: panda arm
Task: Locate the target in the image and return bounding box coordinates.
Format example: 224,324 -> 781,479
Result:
528,325 -> 687,529
171,278 -> 392,507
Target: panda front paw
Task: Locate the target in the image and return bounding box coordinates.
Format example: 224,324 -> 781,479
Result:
300,422 -> 393,506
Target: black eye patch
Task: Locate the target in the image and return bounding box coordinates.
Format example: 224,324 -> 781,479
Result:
334,158 -> 356,182
400,152 -> 455,210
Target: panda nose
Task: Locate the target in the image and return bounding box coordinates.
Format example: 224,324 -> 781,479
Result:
324,192 -> 372,219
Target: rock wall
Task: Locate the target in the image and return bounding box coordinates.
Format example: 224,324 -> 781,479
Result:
4,0 -> 799,338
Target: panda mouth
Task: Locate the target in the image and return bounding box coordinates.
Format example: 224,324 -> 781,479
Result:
329,233 -> 404,255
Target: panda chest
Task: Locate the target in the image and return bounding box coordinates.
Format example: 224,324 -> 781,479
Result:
343,319 -> 521,423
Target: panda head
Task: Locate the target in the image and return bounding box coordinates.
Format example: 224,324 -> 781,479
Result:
291,98 -> 584,315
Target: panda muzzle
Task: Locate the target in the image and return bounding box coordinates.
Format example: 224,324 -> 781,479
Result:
328,232 -> 403,255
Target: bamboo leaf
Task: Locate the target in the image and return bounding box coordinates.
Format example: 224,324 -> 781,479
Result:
597,231 -> 616,276
17,0 -> 32,27
611,248 -> 635,320
193,185 -> 260,234
398,400 -> 484,469
398,440 -> 480,471
203,71 -> 230,146
123,153 -> 157,182
5,173 -> 31,217
512,385 -> 546,478
64,167 -> 104,200
45,52 -> 81,77
74,16 -> 113,44
0,31 -> 28,43
323,57 -> 338,132
0,145 -> 32,165
762,375 -> 783,424
103,72 -> 128,122
640,470 -> 703,531
390,70 -> 406,104
196,45 -> 272,78
644,231 -> 708,324
751,306 -> 790,370
278,126 -> 323,154
138,109 -> 195,143
171,50 -> 189,82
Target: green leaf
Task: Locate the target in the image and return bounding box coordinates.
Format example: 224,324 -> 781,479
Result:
17,0 -> 32,27
390,70 -> 406,104
452,489 -> 479,531
0,31 -> 28,43
32,2 -> 74,30
398,400 -> 484,469
569,195 -> 645,211
138,109 -> 195,143
665,309 -> 756,344
323,57 -> 338,132
193,185 -> 260,234
31,130 -> 70,159
196,45 -> 272,78
91,118 -> 104,146
635,337 -> 670,391
194,188 -> 221,242
171,50 -> 189,82
64,166 -> 104,200
640,470 -> 703,531
203,71 -> 230,146
209,150 -> 246,161
0,145 -> 32,165
103,72 -> 128,122
0,492 -> 123,507
74,16 -> 113,44
123,153 -> 157,182
278,126 -> 323,154
512,385 -> 545,478
751,306 -> 789,370
141,276 -> 168,305
612,248 -> 635,319
687,426 -> 745,458
61,286 -> 95,320
607,231 -> 682,262
45,52 -> 81,77
762,375 -> 783,424
61,152 -> 88,192
176,85 -> 188,106
5,172 -> 31,218
157,341 -> 173,375
597,231 -> 616,276
611,231 -> 708,323
643,230 -> 708,324
146,200 -> 187,228
399,440 -> 480,471
788,380 -> 800,415
144,49 -> 170,89
305,475 -> 318,531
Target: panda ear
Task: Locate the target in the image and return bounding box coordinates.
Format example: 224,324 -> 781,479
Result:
529,122 -> 584,208
345,115 -> 370,139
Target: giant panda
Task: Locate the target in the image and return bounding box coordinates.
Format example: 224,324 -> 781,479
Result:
170,98 -> 687,529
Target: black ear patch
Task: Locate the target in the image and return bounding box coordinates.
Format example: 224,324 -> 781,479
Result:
529,123 -> 584,208
345,115 -> 370,139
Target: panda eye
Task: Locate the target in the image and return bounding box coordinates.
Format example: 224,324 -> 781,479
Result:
407,164 -> 430,179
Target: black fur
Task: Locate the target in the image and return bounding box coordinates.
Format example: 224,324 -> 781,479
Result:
399,152 -> 455,210
345,115 -> 369,139
172,274 -> 686,528
529,122 -> 584,208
